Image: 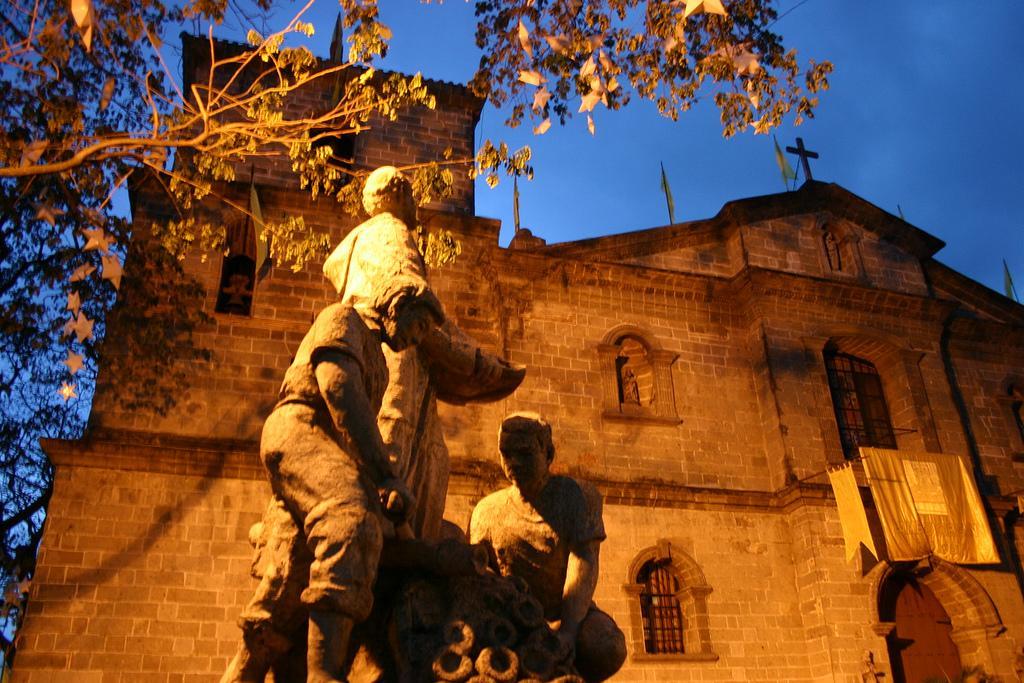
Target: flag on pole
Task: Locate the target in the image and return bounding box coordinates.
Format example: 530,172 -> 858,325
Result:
660,161 -> 676,224
1004,259 -> 1019,302
773,136 -> 796,190
330,13 -> 345,102
513,175 -> 521,232
862,447 -> 998,564
827,463 -> 878,562
249,170 -> 270,279
330,13 -> 345,63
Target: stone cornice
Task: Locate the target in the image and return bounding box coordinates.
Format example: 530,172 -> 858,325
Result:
732,266 -> 961,324
53,430 -> 1020,517
42,429 -> 265,481
489,245 -> 963,331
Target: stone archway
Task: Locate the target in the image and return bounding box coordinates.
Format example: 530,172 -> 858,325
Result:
866,559 -> 1005,678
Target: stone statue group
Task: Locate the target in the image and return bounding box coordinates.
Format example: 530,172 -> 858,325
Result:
220,167 -> 626,683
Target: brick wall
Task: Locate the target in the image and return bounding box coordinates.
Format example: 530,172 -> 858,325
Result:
14,439 -> 266,683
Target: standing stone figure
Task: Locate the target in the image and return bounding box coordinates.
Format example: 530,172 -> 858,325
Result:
469,413 -> 627,682
620,365 -> 640,406
861,650 -> 883,682
323,166 -> 524,540
222,278 -> 444,682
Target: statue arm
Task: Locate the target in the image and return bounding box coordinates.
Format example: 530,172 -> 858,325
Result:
314,351 -> 398,487
559,539 -> 600,642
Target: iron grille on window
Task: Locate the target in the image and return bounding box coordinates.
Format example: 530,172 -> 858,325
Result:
824,351 -> 897,459
637,559 -> 684,654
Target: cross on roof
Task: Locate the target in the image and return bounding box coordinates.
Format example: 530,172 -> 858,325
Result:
785,137 -> 819,182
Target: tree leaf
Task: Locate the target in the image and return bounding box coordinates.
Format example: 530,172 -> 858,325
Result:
58,382 -> 78,402
518,70 -> 545,87
69,263 -> 95,282
70,0 -> 95,51
580,55 -> 596,79
544,35 -> 570,54
82,227 -> 115,254
64,352 -> 84,375
101,253 -> 123,290
533,118 -> 551,135
532,87 -> 551,111
35,204 -> 64,226
99,77 -> 115,111
684,0 -> 728,18
19,141 -> 47,166
67,291 -> 81,316
578,91 -> 601,113
517,20 -> 532,58
70,0 -> 92,28
587,114 -> 595,135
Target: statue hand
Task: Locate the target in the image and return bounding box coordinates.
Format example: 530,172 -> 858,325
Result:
554,626 -> 577,662
474,350 -> 509,385
380,478 -> 416,524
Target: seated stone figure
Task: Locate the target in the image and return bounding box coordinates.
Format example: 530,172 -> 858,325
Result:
469,413 -> 627,682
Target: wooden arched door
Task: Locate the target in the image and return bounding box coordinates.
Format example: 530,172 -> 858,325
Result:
884,574 -> 962,683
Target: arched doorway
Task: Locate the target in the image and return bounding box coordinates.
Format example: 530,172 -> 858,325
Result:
883,573 -> 962,683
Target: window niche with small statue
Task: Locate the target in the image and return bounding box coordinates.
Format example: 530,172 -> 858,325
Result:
215,220 -> 259,316
816,218 -> 865,280
598,325 -> 680,424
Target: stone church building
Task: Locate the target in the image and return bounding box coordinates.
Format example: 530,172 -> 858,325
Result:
14,44 -> 1024,682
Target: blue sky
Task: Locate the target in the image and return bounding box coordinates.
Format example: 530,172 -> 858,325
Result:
214,0 -> 1023,298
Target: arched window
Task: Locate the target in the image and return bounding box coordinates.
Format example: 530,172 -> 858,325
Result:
637,559 -> 685,654
623,541 -> 716,661
824,350 -> 896,459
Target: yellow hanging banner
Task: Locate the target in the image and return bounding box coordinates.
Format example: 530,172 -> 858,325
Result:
862,448 -> 998,565
862,448 -> 930,561
827,462 -> 878,562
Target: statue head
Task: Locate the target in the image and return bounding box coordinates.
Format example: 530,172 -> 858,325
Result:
362,166 -> 416,225
498,412 -> 554,498
371,276 -> 444,352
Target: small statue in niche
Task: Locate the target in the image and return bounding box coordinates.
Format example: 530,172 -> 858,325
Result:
823,230 -> 843,272
221,273 -> 253,309
216,253 -> 256,315
620,365 -> 640,406
470,413 -> 627,682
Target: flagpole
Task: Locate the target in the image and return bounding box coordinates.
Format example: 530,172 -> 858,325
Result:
1004,259 -> 1020,302
513,175 -> 521,232
659,161 -> 675,224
